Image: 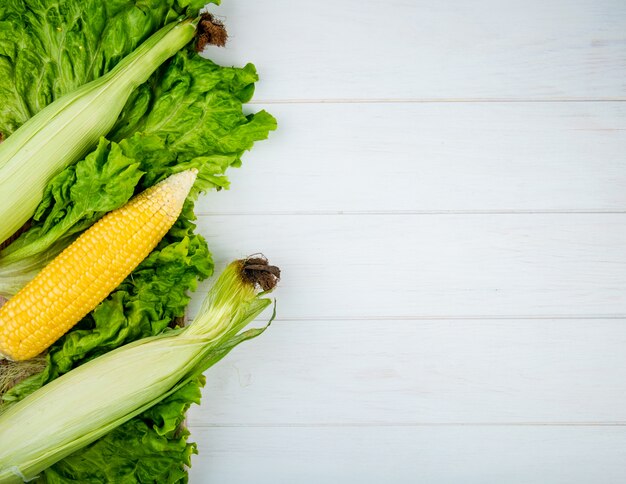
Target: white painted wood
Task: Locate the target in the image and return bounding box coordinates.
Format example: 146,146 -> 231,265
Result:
188,426 -> 626,484
186,1 -> 626,480
188,214 -> 626,319
196,102 -> 626,214
204,0 -> 626,100
187,320 -> 626,425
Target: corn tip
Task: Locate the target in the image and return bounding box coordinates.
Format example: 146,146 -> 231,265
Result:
161,169 -> 197,204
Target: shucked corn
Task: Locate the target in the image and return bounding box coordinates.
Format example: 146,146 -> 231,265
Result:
0,170 -> 197,361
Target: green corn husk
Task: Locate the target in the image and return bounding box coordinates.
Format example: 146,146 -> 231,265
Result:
0,18 -> 198,247
0,257 -> 279,483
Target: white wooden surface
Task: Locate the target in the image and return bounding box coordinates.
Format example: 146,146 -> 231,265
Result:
188,0 -> 626,482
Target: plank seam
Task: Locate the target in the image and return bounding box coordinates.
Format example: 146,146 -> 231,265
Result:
189,422 -> 626,428
195,210 -> 626,216
264,315 -> 626,321
247,98 -> 626,105
186,315 -> 626,322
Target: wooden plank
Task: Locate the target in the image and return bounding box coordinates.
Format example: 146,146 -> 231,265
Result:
188,214 -> 626,319
196,102 -> 626,213
204,0 -> 626,100
187,320 -> 626,425
188,426 -> 626,484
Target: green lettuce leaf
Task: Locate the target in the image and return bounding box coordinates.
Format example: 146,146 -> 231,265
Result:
0,50 -> 277,269
0,0 -> 213,137
0,2 -> 276,480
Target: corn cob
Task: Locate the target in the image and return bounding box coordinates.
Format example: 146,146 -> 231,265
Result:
0,170 -> 197,361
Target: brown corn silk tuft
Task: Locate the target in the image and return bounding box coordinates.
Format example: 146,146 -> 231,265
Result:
242,256 -> 281,291
196,13 -> 228,51
0,356 -> 46,398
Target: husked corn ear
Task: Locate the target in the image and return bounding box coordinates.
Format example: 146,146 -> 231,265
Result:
0,169 -> 197,361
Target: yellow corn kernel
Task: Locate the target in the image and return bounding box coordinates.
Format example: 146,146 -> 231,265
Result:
0,169 -> 197,361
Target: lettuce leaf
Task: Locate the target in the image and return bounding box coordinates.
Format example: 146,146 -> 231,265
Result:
0,50 -> 277,271
0,2 -> 276,480
0,0 -> 213,137
0,44 -> 276,484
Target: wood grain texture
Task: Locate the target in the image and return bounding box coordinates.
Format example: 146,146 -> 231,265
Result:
196,102 -> 626,214
188,426 -> 626,484
188,0 -> 626,481
187,320 -> 626,425
204,0 -> 626,100
188,214 -> 626,319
